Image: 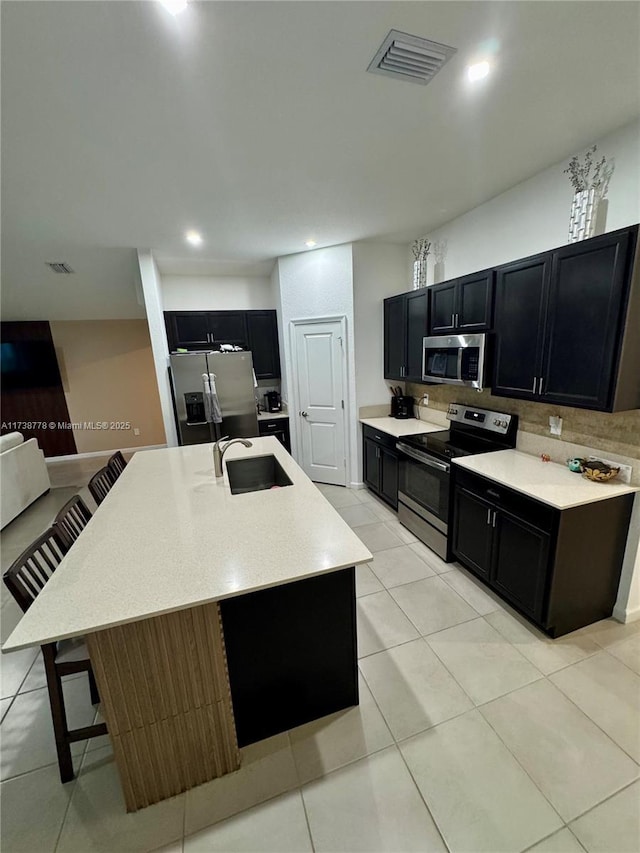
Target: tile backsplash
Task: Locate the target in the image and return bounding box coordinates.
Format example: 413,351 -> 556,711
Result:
406,382 -> 640,465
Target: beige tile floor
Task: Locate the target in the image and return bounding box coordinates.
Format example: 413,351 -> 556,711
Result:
1,472 -> 639,853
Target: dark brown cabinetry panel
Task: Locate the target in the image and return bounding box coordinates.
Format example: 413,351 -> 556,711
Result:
1,321 -> 76,457
165,310 -> 281,378
383,290 -> 428,382
428,270 -> 494,335
258,417 -> 290,453
492,225 -> 639,411
452,468 -> 633,637
362,425 -> 398,509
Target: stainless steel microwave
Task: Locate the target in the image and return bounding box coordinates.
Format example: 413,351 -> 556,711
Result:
422,333 -> 488,389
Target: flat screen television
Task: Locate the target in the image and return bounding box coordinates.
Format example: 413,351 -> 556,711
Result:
0,340 -> 62,390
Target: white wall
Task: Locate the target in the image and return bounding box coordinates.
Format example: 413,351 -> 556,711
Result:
352,242 -> 410,477
161,275 -> 274,311
137,250 -> 178,447
421,119 -> 640,285
276,244 -> 359,486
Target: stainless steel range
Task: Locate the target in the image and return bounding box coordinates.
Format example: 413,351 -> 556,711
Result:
396,403 -> 518,560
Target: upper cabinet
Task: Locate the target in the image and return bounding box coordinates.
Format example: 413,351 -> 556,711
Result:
246,311 -> 281,380
428,270 -> 494,335
384,290 -> 428,381
164,310 -> 281,379
492,226 -> 639,411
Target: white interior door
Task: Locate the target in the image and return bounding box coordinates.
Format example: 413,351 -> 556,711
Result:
293,319 -> 347,486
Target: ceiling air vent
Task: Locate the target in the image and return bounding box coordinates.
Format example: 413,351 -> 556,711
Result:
46,262 -> 75,274
367,29 -> 457,85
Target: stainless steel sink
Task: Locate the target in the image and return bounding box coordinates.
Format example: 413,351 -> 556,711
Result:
226,454 -> 293,495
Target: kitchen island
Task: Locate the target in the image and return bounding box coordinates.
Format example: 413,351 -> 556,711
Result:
2,438 -> 372,811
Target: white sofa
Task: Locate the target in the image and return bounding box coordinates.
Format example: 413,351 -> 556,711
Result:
0,432 -> 51,529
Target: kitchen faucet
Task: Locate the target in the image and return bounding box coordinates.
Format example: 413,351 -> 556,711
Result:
213,436 -> 253,478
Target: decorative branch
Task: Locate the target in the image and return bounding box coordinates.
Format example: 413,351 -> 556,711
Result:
564,144 -> 608,193
412,237 -> 431,260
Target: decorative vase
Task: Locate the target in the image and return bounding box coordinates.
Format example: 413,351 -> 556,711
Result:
568,188 -> 599,243
413,257 -> 428,289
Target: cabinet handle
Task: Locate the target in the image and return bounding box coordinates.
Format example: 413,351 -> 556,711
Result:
486,508 -> 491,525
538,376 -> 544,395
492,511 -> 497,528
376,447 -> 381,459
487,489 -> 500,499
532,377 -> 537,394
401,366 -> 405,377
454,313 -> 459,327
451,313 -> 455,327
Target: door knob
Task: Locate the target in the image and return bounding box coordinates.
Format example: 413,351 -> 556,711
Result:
301,411 -> 308,418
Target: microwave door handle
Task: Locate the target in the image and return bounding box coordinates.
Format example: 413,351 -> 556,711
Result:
457,346 -> 463,381
397,443 -> 450,472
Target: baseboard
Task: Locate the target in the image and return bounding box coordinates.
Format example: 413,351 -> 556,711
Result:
349,481 -> 365,490
612,602 -> 640,624
46,444 -> 167,463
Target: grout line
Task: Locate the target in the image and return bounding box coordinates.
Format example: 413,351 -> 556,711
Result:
297,787 -> 316,853
564,776 -> 640,825
521,826 -> 587,853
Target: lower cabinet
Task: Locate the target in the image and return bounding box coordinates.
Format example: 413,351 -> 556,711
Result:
363,425 -> 398,510
258,417 -> 290,453
452,468 -> 633,636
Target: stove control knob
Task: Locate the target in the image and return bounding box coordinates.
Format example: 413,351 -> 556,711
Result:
493,419 -> 500,426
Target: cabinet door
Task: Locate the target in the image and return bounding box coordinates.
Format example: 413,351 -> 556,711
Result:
540,231 -> 631,410
247,311 -> 281,379
457,270 -> 494,331
384,295 -> 406,380
208,312 -> 248,348
363,439 -> 381,492
168,312 -> 211,350
428,282 -> 457,334
452,487 -> 493,579
259,419 -> 290,453
380,448 -> 399,509
492,254 -> 550,399
492,510 -> 551,621
405,291 -> 428,381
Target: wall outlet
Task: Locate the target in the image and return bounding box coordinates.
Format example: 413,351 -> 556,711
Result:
549,416 -> 562,436
133,428 -> 140,436
421,394 -> 429,406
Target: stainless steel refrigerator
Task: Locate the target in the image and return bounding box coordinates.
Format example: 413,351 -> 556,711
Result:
169,351 -> 259,445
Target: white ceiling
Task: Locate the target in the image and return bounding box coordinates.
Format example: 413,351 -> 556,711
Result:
2,1 -> 639,320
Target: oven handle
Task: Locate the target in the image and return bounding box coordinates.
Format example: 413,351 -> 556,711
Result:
397,442 -> 450,473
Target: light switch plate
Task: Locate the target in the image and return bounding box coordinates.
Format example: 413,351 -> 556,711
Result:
587,456 -> 633,484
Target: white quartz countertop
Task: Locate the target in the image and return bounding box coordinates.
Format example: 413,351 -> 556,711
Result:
257,411 -> 288,421
360,416 -> 444,438
453,449 -> 639,509
3,438 -> 372,652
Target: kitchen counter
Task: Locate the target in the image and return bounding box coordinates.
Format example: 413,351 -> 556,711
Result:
453,449 -> 639,509
3,437 -> 369,811
360,416 -> 444,438
3,437 -> 371,652
257,410 -> 288,421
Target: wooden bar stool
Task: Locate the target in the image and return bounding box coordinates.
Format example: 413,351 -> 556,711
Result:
53,494 -> 92,547
107,450 -> 127,480
3,527 -> 108,782
88,465 -> 116,506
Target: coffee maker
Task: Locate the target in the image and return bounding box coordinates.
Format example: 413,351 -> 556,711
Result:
264,391 -> 282,413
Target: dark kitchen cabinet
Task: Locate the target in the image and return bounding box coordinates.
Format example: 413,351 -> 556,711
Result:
165,310 -> 281,378
258,417 -> 290,453
452,468 -> 633,636
492,226 -> 639,411
165,311 -> 247,351
362,425 -> 398,509
383,290 -> 428,382
428,270 -> 494,335
492,254 -> 551,399
246,311 -> 281,379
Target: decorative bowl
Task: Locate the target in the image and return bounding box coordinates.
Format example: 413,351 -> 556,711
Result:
582,461 -> 620,482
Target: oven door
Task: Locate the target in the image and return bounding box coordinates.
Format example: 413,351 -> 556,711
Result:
397,443 -> 450,533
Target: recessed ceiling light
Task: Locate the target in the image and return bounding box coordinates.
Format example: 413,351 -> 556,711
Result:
185,230 -> 203,246
305,240 -> 317,248
467,61 -> 490,82
158,0 -> 188,16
